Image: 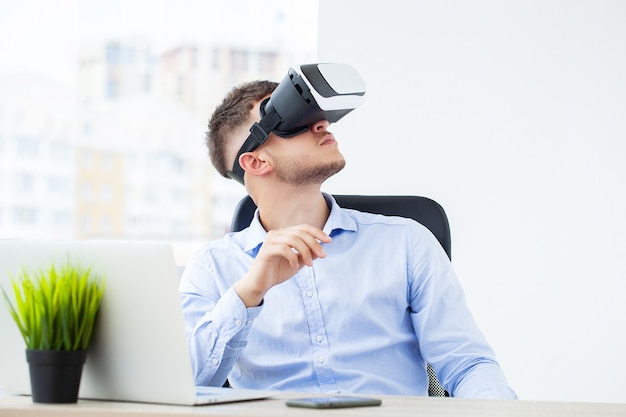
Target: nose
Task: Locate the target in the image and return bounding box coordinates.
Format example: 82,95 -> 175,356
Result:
310,119 -> 329,132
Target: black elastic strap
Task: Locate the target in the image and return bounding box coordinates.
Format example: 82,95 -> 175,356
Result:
225,107 -> 283,185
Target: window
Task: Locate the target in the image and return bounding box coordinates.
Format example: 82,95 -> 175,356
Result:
80,214 -> 92,233
102,153 -> 115,172
47,177 -> 72,195
106,43 -> 120,65
15,174 -> 34,193
101,184 -> 113,204
81,183 -> 94,202
13,207 -> 38,225
101,215 -> 113,234
81,151 -> 93,168
211,48 -> 220,70
50,141 -> 73,162
230,50 -> 249,72
16,136 -> 39,157
259,52 -> 278,73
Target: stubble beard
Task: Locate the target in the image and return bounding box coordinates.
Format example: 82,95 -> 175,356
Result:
272,155 -> 346,186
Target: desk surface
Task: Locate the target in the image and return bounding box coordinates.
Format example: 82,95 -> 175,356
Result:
1,393 -> 626,417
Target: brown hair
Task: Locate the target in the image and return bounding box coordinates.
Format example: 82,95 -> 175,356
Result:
206,80 -> 278,177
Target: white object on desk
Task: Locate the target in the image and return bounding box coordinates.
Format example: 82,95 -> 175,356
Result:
0,240 -> 274,406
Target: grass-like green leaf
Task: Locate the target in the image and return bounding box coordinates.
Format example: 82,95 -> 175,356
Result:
1,256 -> 105,351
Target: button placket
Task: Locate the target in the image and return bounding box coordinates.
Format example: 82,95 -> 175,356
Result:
295,267 -> 337,391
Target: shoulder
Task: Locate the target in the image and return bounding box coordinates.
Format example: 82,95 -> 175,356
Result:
336,206 -> 445,259
187,231 -> 248,266
342,207 -> 432,235
180,231 -> 251,291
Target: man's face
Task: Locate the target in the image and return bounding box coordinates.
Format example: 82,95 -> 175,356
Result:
239,100 -> 346,186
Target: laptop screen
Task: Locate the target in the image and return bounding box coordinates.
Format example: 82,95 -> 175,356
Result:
0,240 -> 200,405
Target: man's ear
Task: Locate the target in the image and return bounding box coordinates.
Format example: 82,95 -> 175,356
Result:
239,152 -> 273,178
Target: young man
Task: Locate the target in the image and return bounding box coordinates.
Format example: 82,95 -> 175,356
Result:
179,79 -> 517,399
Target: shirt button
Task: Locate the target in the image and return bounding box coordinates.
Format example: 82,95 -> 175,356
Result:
318,356 -> 326,363
212,359 -> 219,366
306,290 -> 313,297
316,335 -> 323,342
235,319 -> 242,326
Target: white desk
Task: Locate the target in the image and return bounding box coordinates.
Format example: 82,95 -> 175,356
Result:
1,393 -> 625,417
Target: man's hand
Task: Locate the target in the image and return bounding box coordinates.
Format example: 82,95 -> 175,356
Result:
234,224 -> 331,307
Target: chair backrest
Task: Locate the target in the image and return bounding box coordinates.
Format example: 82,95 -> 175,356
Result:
230,194 -> 450,397
231,194 -> 451,260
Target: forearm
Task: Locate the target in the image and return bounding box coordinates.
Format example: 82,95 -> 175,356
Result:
409,233 -> 516,399
183,286 -> 261,386
233,277 -> 267,308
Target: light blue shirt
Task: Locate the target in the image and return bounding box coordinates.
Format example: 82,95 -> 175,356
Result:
179,193 -> 516,399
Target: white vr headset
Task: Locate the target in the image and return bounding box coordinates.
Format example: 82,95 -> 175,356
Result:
226,63 -> 366,184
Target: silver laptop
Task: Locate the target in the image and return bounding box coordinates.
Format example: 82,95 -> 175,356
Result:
0,239 -> 274,405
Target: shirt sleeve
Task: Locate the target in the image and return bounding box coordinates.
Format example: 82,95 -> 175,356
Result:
407,222 -> 517,399
179,249 -> 263,387
453,364 -> 518,399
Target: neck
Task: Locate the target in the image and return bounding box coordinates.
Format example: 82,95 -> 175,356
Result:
253,183 -> 330,231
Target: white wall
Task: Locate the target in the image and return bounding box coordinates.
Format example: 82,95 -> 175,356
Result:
317,0 -> 626,403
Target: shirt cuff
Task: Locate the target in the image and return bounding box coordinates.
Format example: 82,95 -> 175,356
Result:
207,286 -> 263,342
453,365 -> 518,399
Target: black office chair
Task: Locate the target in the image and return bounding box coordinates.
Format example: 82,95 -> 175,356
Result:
231,194 -> 450,397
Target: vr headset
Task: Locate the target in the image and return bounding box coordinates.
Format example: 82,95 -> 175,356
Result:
226,63 -> 366,185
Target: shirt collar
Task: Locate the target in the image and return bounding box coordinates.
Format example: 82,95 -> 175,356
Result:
242,192 -> 358,254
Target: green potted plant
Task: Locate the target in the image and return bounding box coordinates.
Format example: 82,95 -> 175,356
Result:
1,258 -> 104,403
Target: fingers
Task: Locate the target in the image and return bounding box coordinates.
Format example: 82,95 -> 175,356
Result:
239,225 -> 332,303
264,225 -> 331,268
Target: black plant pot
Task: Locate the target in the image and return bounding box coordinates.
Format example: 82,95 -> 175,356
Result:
26,349 -> 87,403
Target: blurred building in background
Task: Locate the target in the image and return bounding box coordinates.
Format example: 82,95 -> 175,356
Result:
0,2 -> 317,259
0,75 -> 79,239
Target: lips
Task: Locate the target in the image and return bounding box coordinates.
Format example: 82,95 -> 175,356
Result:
319,133 -> 336,146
